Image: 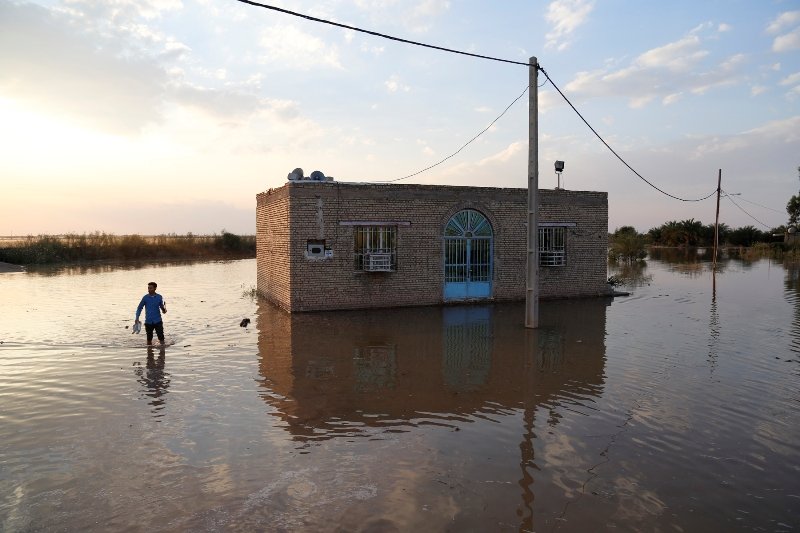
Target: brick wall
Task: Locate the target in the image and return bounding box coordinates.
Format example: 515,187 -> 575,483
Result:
256,182 -> 608,312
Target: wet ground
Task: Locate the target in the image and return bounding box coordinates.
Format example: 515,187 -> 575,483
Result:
1,256 -> 799,531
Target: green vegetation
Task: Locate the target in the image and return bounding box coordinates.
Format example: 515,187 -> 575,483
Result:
609,217 -> 800,262
608,226 -> 647,263
0,231 -> 255,265
786,166 -> 800,225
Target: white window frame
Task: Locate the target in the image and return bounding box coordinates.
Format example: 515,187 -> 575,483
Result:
353,225 -> 397,271
539,225 -> 567,267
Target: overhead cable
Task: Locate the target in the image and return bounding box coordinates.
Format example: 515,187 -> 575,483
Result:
231,0 -> 531,67
235,0 -> 720,203
538,67 -> 717,203
379,85 -> 532,183
721,189 -> 773,229
724,193 -> 785,215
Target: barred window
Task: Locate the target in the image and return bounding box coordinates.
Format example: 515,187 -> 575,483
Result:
539,226 -> 566,267
354,226 -> 397,271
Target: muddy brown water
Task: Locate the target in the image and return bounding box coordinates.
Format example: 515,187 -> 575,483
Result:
1,255 -> 799,531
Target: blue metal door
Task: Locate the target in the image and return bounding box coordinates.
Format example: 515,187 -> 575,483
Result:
444,209 -> 493,300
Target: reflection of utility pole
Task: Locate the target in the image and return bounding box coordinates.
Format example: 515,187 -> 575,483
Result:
519,330 -> 538,529
525,56 -> 540,329
713,169 -> 721,270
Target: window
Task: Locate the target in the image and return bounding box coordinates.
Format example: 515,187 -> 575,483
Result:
539,226 -> 566,266
354,226 -> 397,271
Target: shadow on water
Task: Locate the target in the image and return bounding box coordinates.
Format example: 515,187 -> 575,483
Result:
253,297 -> 609,530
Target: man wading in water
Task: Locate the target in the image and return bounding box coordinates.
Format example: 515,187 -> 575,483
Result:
135,282 -> 167,346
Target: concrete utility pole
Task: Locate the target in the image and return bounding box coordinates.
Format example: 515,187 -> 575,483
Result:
525,57 -> 539,329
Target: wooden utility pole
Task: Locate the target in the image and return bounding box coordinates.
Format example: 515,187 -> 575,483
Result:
525,57 -> 539,329
713,169 -> 721,270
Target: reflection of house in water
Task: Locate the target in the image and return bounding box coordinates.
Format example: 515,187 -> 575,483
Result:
255,298 -> 609,442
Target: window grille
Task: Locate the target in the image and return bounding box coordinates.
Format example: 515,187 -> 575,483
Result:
539,226 -> 566,266
354,226 -> 397,271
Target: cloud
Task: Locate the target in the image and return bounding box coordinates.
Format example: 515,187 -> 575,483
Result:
750,85 -> 767,96
772,26 -> 800,53
717,23 -> 732,33
258,24 -> 342,70
561,34 -> 745,108
353,0 -> 450,33
544,0 -> 594,51
781,72 -> 800,86
0,1 -> 169,134
766,11 -> 800,34
635,35 -> 708,71
384,74 -> 410,93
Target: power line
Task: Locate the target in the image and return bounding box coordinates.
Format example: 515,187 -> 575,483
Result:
721,189 -> 772,229
724,193 -> 785,215
538,66 -> 717,203
235,0 -> 719,203
378,85 -> 531,183
231,0 -> 531,67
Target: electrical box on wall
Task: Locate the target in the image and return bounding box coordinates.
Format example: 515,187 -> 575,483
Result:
305,239 -> 332,260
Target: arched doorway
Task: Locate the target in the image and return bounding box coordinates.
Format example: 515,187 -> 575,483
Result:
443,209 -> 493,300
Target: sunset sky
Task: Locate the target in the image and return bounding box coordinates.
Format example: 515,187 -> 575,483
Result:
1,0 -> 799,235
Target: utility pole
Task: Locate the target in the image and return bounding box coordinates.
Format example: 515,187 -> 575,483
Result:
525,57 -> 539,329
713,169 -> 721,270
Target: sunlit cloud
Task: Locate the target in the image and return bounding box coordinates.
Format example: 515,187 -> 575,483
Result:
258,24 -> 342,69
352,0 -> 450,33
560,34 -> 747,108
772,27 -> 800,53
750,85 -> 767,96
384,74 -> 411,93
766,10 -> 800,34
544,0 -> 594,51
781,72 -> 800,86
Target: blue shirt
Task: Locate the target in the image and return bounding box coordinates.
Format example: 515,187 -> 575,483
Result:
136,293 -> 164,324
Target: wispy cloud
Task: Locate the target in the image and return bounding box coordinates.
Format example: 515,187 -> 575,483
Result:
772,27 -> 800,53
767,10 -> 800,52
562,32 -> 744,108
258,25 -> 342,69
384,74 -> 410,93
544,0 -> 594,51
353,0 -> 450,33
766,10 -> 800,34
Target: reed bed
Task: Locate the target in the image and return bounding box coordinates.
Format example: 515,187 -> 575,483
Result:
0,232 -> 255,265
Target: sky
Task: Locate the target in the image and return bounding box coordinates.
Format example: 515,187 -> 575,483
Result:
1,0 -> 799,235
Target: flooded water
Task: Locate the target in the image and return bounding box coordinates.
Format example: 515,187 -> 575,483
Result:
1,255 -> 799,532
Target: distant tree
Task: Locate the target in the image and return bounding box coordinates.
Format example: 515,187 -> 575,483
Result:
609,226 -> 647,262
701,222 -> 730,247
787,166 -> 800,225
728,226 -> 767,246
678,219 -> 704,247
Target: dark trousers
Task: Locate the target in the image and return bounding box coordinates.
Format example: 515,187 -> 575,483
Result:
145,321 -> 165,344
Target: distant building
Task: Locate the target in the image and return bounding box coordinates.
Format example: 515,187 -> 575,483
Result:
256,180 -> 610,312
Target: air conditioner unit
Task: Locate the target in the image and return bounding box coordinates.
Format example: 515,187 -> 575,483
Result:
365,253 -> 392,272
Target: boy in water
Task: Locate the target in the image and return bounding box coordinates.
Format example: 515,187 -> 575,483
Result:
135,281 -> 167,346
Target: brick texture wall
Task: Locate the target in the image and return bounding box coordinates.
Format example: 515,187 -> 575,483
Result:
256,182 -> 608,312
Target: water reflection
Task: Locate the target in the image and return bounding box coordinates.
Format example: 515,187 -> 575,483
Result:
255,299 -> 608,442
647,247 -> 737,276
784,263 -> 800,359
608,261 -> 653,288
253,298 -> 608,528
133,345 -> 170,417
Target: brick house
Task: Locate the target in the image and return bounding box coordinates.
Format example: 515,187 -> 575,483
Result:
256,181 -> 610,312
